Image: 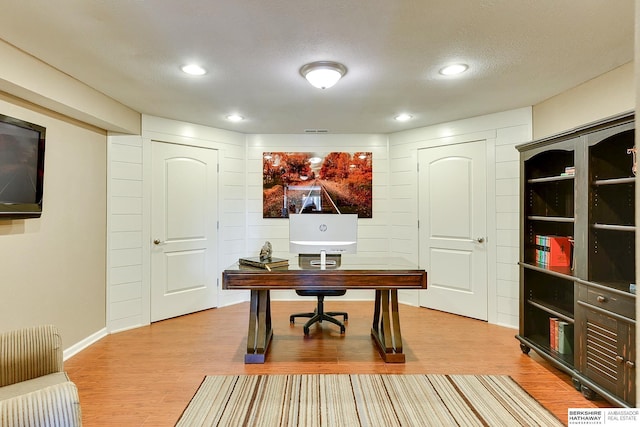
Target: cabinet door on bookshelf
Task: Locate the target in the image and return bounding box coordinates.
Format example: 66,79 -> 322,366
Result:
576,303 -> 635,405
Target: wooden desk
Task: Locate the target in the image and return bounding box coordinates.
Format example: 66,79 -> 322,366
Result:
222,256 -> 427,364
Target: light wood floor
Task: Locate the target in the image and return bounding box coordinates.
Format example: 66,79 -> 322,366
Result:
65,301 -> 611,426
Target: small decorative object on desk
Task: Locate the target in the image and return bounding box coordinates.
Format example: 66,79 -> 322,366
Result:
259,241 -> 272,261
239,256 -> 288,271
240,241 -> 288,271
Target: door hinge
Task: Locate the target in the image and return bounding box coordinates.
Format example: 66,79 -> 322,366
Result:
217,220 -> 219,230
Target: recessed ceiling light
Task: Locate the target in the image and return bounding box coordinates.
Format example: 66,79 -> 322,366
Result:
181,64 -> 207,76
394,113 -> 413,122
226,114 -> 244,122
439,64 -> 469,76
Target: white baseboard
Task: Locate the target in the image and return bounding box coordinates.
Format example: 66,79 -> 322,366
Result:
63,327 -> 108,361
219,290 -> 250,307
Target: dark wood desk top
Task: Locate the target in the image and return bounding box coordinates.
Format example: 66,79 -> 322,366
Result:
222,256 -> 427,290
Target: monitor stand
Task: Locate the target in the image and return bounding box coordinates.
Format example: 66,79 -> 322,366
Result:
309,251 -> 338,270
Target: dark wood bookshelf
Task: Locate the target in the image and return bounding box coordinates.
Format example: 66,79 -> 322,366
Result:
516,112 -> 636,407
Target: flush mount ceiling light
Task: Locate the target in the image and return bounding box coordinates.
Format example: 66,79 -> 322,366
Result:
181,64 -> 207,76
439,63 -> 469,76
300,61 -> 347,89
394,113 -> 413,122
226,114 -> 244,122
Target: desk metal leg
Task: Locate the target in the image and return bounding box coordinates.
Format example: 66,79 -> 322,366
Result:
371,289 -> 405,363
245,289 -> 273,363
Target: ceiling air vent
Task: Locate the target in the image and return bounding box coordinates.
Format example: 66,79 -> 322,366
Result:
304,129 -> 329,133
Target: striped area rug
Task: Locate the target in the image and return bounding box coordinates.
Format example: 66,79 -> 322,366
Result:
176,374 -> 563,426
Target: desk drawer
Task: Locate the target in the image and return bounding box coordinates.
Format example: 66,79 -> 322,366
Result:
578,285 -> 635,320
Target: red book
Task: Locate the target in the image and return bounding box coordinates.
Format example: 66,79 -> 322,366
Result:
546,236 -> 572,267
549,317 -> 559,351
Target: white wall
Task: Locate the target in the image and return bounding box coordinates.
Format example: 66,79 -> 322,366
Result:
389,107 -> 532,327
107,134 -> 145,332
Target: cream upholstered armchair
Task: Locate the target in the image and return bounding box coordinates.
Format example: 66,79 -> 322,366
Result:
0,325 -> 81,426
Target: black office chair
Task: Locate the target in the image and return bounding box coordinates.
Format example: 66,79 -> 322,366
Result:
289,290 -> 348,335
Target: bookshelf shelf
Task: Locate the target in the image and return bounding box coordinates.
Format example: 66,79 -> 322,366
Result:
519,262 -> 574,280
516,112 -> 636,407
527,215 -> 575,223
527,299 -> 574,323
592,223 -> 635,232
593,177 -> 635,186
528,174 -> 575,184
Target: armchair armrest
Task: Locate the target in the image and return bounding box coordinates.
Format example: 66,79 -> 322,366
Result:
0,325 -> 63,387
0,381 -> 81,426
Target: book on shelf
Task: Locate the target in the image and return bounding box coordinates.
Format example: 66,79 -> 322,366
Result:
560,166 -> 575,176
535,235 -> 572,268
557,322 -> 573,355
549,317 -> 559,351
238,256 -> 289,271
548,317 -> 573,355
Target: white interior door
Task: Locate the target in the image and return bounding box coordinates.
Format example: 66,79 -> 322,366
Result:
418,140 -> 488,320
151,141 -> 218,322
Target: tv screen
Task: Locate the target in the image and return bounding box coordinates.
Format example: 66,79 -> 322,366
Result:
0,114 -> 46,219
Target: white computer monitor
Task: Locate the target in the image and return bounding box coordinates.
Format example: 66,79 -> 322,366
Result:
289,213 -> 358,268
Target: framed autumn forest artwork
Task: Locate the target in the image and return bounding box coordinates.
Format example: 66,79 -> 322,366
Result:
263,152 -> 372,218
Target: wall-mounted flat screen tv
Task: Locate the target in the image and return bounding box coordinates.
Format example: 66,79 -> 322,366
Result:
0,114 -> 46,219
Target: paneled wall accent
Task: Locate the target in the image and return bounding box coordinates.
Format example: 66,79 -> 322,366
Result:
388,108 -> 532,328
106,116 -> 246,333
494,125 -> 526,327
107,110 -> 531,331
107,135 -> 145,332
245,134 -> 389,301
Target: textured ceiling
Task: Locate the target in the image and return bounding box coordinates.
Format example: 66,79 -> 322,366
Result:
0,0 -> 634,134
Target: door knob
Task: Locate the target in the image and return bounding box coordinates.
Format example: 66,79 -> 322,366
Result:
476,237 -> 485,243
153,239 -> 163,245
